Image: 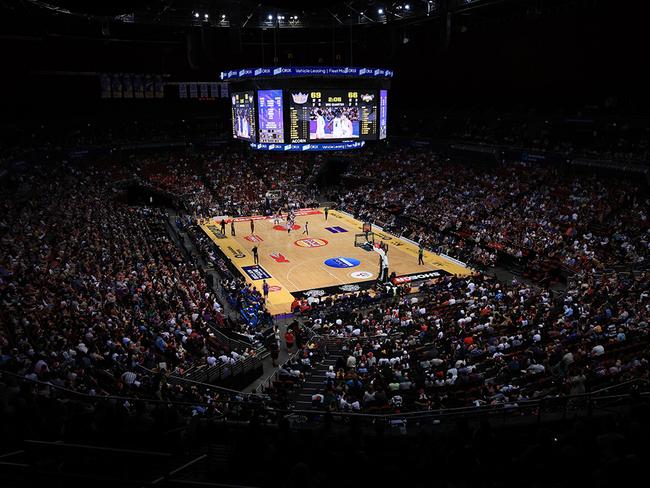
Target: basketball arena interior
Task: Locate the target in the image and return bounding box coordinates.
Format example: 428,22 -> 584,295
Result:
1,1 -> 649,486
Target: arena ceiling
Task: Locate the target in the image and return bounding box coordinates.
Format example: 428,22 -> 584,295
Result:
7,0 -> 591,29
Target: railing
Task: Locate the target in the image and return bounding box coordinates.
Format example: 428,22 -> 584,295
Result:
253,324 -> 327,394
0,442 -> 261,488
3,369 -> 650,437
167,353 -> 265,386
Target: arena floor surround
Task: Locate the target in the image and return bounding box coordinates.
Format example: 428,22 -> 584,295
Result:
200,208 -> 473,315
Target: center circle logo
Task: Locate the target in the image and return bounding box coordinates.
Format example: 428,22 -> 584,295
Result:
274,224 -> 301,231
351,271 -> 373,279
294,238 -> 328,248
324,257 -> 361,268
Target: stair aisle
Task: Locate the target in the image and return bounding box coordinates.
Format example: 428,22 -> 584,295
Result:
292,338 -> 344,409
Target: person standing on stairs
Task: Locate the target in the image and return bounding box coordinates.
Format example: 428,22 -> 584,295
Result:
284,329 -> 295,351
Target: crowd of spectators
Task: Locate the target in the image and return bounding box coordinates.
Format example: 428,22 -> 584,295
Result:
0,162 -> 266,414
339,147 -> 649,277
1,121 -> 649,431
301,271 -> 649,413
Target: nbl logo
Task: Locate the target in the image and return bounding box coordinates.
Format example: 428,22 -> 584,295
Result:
291,92 -> 308,104
294,238 -> 328,248
269,252 -> 290,263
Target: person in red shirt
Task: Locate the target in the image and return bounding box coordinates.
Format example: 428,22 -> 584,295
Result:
284,330 -> 295,350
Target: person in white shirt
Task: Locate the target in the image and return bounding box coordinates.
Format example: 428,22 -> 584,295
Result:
315,110 -> 326,139
346,355 -> 357,368
331,115 -> 342,138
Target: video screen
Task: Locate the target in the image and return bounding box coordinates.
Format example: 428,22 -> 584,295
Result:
231,91 -> 256,141
257,90 -> 284,143
379,90 -> 388,140
288,90 -> 377,143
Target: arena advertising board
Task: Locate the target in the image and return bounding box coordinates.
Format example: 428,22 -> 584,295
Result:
391,270 -> 451,285
250,141 -> 365,151
221,66 -> 394,80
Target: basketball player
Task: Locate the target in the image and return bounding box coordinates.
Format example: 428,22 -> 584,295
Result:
418,246 -> 424,265
273,212 -> 280,225
252,245 -> 259,264
250,219 -> 255,235
324,207 -> 329,220
230,220 -> 236,236
342,113 -> 353,137
220,218 -> 226,234
332,113 -> 343,138
315,109 -> 326,139
242,114 -> 249,138
302,221 -> 309,235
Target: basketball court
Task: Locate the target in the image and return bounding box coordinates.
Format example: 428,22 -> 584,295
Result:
200,208 -> 473,315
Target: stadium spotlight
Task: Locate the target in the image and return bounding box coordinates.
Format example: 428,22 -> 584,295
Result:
221,14 -> 226,19
378,8 -> 384,15
193,12 -> 199,18
204,13 -> 209,19
268,14 -> 273,20
405,4 -> 410,10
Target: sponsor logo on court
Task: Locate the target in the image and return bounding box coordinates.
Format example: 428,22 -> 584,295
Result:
268,285 -> 282,292
294,238 -> 328,248
242,265 -> 272,281
392,271 -> 441,284
339,284 -> 360,292
325,226 -> 348,233
324,257 -> 361,268
304,289 -> 326,297
351,271 -> 373,279
269,252 -> 290,263
227,246 -> 246,259
244,235 -> 264,242
274,224 -> 301,231
206,225 -> 226,239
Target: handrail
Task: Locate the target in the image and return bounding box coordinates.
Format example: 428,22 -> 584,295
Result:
591,377 -> 649,395
134,363 -> 263,397
3,368 -> 649,422
1,369 -> 261,403
149,454 -> 209,485
24,440 -> 172,457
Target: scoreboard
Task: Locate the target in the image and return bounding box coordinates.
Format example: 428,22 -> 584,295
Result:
288,90 -> 378,143
231,88 -> 386,147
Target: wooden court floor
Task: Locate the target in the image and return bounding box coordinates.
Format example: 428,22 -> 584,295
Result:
200,208 -> 472,315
